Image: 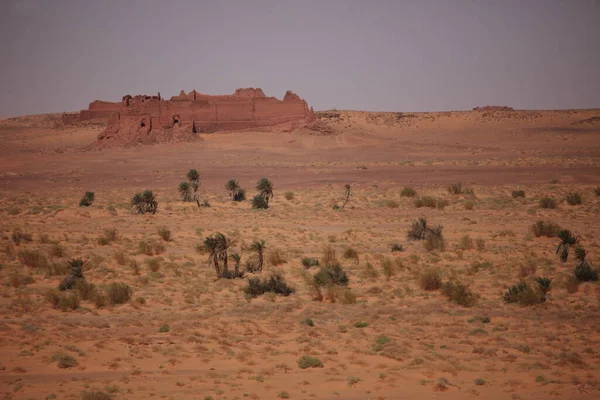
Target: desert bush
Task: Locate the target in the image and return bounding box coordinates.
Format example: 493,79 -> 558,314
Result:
79,192 -> 95,207
400,187 -> 417,197
178,181 -> 193,202
97,228 -> 118,246
145,257 -> 162,272
313,264 -> 349,287
531,220 -> 561,238
414,196 -> 448,209
511,190 -> 525,198
50,352 -> 78,369
321,245 -> 337,266
375,199 -> 399,208
419,268 -> 442,290
503,281 -> 544,305
301,257 -> 319,269
539,197 -> 557,209
448,183 -> 462,194
45,289 -> 80,311
424,235 -> 445,252
74,280 -> 97,301
297,355 -> 323,369
381,258 -> 396,278
49,243 -> 65,258
59,259 -> 85,291
464,200 -> 474,210
138,240 -> 165,256
441,280 -> 476,307
18,249 -> 48,269
566,192 -> 582,205
475,238 -> 486,251
106,282 -> 132,304
243,273 -> 294,298
458,235 -> 474,250
343,247 -> 359,263
267,248 -> 287,266
45,260 -> 70,277
8,271 -> 35,288
556,229 -> 580,262
131,190 -> 158,214
407,218 -> 443,241
233,188 -> 246,202
251,194 -> 269,209
114,251 -> 127,265
284,191 -> 294,200
157,226 -> 171,242
301,318 -> 314,327
361,262 -> 380,279
256,177 -> 274,204
390,243 -> 403,252
574,248 -> 598,282
12,229 -> 32,245
81,391 -> 113,400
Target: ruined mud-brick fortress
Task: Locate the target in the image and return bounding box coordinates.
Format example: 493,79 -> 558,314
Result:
65,88 -> 315,144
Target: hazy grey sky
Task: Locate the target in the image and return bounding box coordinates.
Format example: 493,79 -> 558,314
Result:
1,0 -> 599,116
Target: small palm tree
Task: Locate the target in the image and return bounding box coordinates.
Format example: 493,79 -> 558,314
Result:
556,229 -> 580,262
225,179 -> 240,199
256,178 -> 274,205
178,181 -> 192,202
249,240 -> 266,272
187,169 -> 200,192
59,258 -> 86,290
132,190 -> 158,214
574,247 -> 598,282
202,233 -> 235,278
535,277 -> 552,302
341,184 -> 351,208
202,235 -> 220,277
233,188 -> 246,202
230,253 -> 244,278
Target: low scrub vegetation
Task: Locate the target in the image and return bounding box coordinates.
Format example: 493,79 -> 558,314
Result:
448,183 -> 463,194
106,282 -> 132,304
441,280 -> 477,307
539,197 -> 557,209
503,277 -> 552,305
566,192 -> 582,205
45,289 -> 80,311
157,226 -> 171,241
131,190 -> 158,214
556,229 -> 580,262
297,355 -> 323,369
419,268 -> 442,290
301,257 -> 319,269
511,190 -> 525,198
414,196 -> 448,209
12,229 -> 32,245
574,248 -> 598,282
244,273 -> 294,298
400,187 -> 417,197
138,240 -> 166,256
531,220 -> 561,238
18,249 -> 48,269
79,191 -> 95,207
343,247 -> 359,263
283,191 -> 294,200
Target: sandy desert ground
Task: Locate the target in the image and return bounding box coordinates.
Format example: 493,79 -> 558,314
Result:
0,109 -> 600,400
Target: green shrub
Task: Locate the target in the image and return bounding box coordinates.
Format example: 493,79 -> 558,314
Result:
50,352 -> 78,368
313,264 -> 349,287
343,247 -> 359,263
531,220 -> 561,237
566,192 -> 582,205
503,281 -> 543,305
283,191 -> 294,200
419,268 -> 442,290
251,194 -> 269,209
407,218 -> 443,241
441,281 -> 476,307
301,257 -> 319,269
243,273 -> 294,298
475,238 -> 486,251
158,324 -> 170,333
556,229 -> 580,262
448,183 -> 462,194
414,196 -> 448,209
539,197 -> 557,209
400,187 -> 417,197
297,355 -> 323,369
79,192 -> 95,207
301,318 -> 314,327
157,226 -> 171,242
458,235 -> 474,250
131,190 -> 158,214
138,240 -> 165,256
424,235 -> 445,252
511,190 -> 525,198
354,321 -> 369,328
106,282 -> 132,304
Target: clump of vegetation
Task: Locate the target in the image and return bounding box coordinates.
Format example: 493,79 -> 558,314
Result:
539,197 -> 557,209
464,200 -> 475,210
321,245 -> 337,266
178,181 -> 193,202
158,324 -> 170,333
566,192 -> 582,205
343,247 -> 359,263
284,191 -> 294,200
556,229 -> 580,262
313,264 -> 349,287
97,228 -> 118,246
18,249 -> 48,269
79,191 -> 95,207
80,391 -> 113,400
458,235 -> 474,251
574,248 -> 598,282
301,318 -> 314,327
255,177 -> 274,206
252,194 -> 269,209
267,248 -> 287,266
511,190 -> 525,198
354,321 -> 369,328
401,187 -> 417,197
59,259 -> 85,291
414,196 -> 448,209
244,273 -> 295,298
132,190 -> 158,214
419,268 -> 442,290
157,226 -> 171,242
12,229 -> 33,245
106,282 -> 132,304
503,278 -> 551,306
390,243 -> 403,252
49,352 -> 78,369
201,233 -> 244,279
138,240 -> 165,256
225,179 -> 246,202
448,183 -> 462,194
45,289 -> 80,311
407,218 -> 445,251
531,220 -> 561,238
301,257 -> 319,269
297,355 -> 323,369
246,240 -> 266,273
441,280 -> 477,307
